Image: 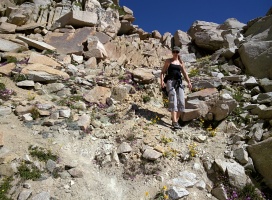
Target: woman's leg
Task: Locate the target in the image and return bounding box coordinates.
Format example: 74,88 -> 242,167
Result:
171,111 -> 177,122
176,86 -> 185,123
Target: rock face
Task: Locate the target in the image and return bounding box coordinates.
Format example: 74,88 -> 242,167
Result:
247,138 -> 272,189
44,27 -> 96,55
239,15 -> 272,79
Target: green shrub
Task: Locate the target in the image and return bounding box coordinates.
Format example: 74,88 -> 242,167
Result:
17,162 -> 42,181
142,95 -> 151,103
0,177 -> 13,200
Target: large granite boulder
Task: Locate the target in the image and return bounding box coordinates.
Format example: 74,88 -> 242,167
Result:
188,20 -> 224,51
238,15 -> 272,79
55,10 -> 98,28
238,41 -> 272,79
247,138 -> 272,189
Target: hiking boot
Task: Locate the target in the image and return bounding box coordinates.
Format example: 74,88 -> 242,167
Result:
172,122 -> 182,129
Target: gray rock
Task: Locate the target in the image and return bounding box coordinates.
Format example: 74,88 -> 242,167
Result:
72,54 -> 83,64
0,106 -> 12,116
260,78 -> 272,92
111,85 -> 129,102
44,83 -> 65,93
0,163 -> 14,176
256,92 -> 272,104
68,168 -> 83,178
168,186 -> 189,200
194,135 -> 207,143
233,147 -> 249,165
214,159 -> 248,188
195,180 -> 206,190
22,113 -> 33,122
16,80 -> 35,87
0,38 -> 26,52
17,36 -> 56,51
59,171 -> 71,179
73,101 -> 87,110
132,68 -> 155,84
59,108 -> 71,118
85,36 -> 108,59
223,75 -> 246,82
32,191 -> 50,200
212,184 -> 228,200
55,10 -> 98,28
77,114 -> 91,130
226,161 -> 248,188
239,41 -> 272,79
244,77 -> 258,88
258,107 -> 272,119
172,171 -> 198,188
18,189 -> 32,200
117,142 -> 132,154
244,157 -> 255,173
174,30 -> 191,46
142,149 -> 162,161
46,159 -> 56,173
247,138 -> 272,189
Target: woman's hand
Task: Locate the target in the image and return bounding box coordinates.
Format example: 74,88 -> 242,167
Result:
161,82 -> 165,88
188,82 -> 192,91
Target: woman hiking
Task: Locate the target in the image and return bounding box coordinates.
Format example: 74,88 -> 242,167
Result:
160,46 -> 192,129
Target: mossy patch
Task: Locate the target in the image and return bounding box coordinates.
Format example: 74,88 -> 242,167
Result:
28,146 -> 58,162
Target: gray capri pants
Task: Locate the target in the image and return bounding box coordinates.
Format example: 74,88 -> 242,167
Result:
166,80 -> 185,112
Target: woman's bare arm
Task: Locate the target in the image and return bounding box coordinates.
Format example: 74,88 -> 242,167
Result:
160,59 -> 170,88
180,60 -> 192,91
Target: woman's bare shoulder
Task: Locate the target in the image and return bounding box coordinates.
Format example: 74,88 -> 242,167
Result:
164,58 -> 172,64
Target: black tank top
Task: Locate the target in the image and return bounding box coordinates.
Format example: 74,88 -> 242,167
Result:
167,63 -> 182,80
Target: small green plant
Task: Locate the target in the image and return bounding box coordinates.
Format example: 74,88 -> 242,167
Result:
188,142 -> 197,157
74,1 -> 82,8
28,146 -> 58,162
0,82 -> 5,90
6,56 -> 17,63
162,148 -> 179,158
27,91 -> 36,101
12,73 -> 27,82
152,185 -> 169,200
162,98 -> 168,108
0,177 -> 13,200
57,95 -> 84,108
206,124 -> 217,137
160,136 -> 173,145
150,115 -> 160,125
0,82 -> 15,101
143,95 -> 151,103
196,55 -> 211,64
42,49 -> 56,55
126,133 -> 136,142
233,90 -> 244,102
30,108 -> 40,120
109,4 -> 126,15
189,68 -> 200,77
17,162 -> 42,181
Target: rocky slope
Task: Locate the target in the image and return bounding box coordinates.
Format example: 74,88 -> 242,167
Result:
0,1 -> 272,200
